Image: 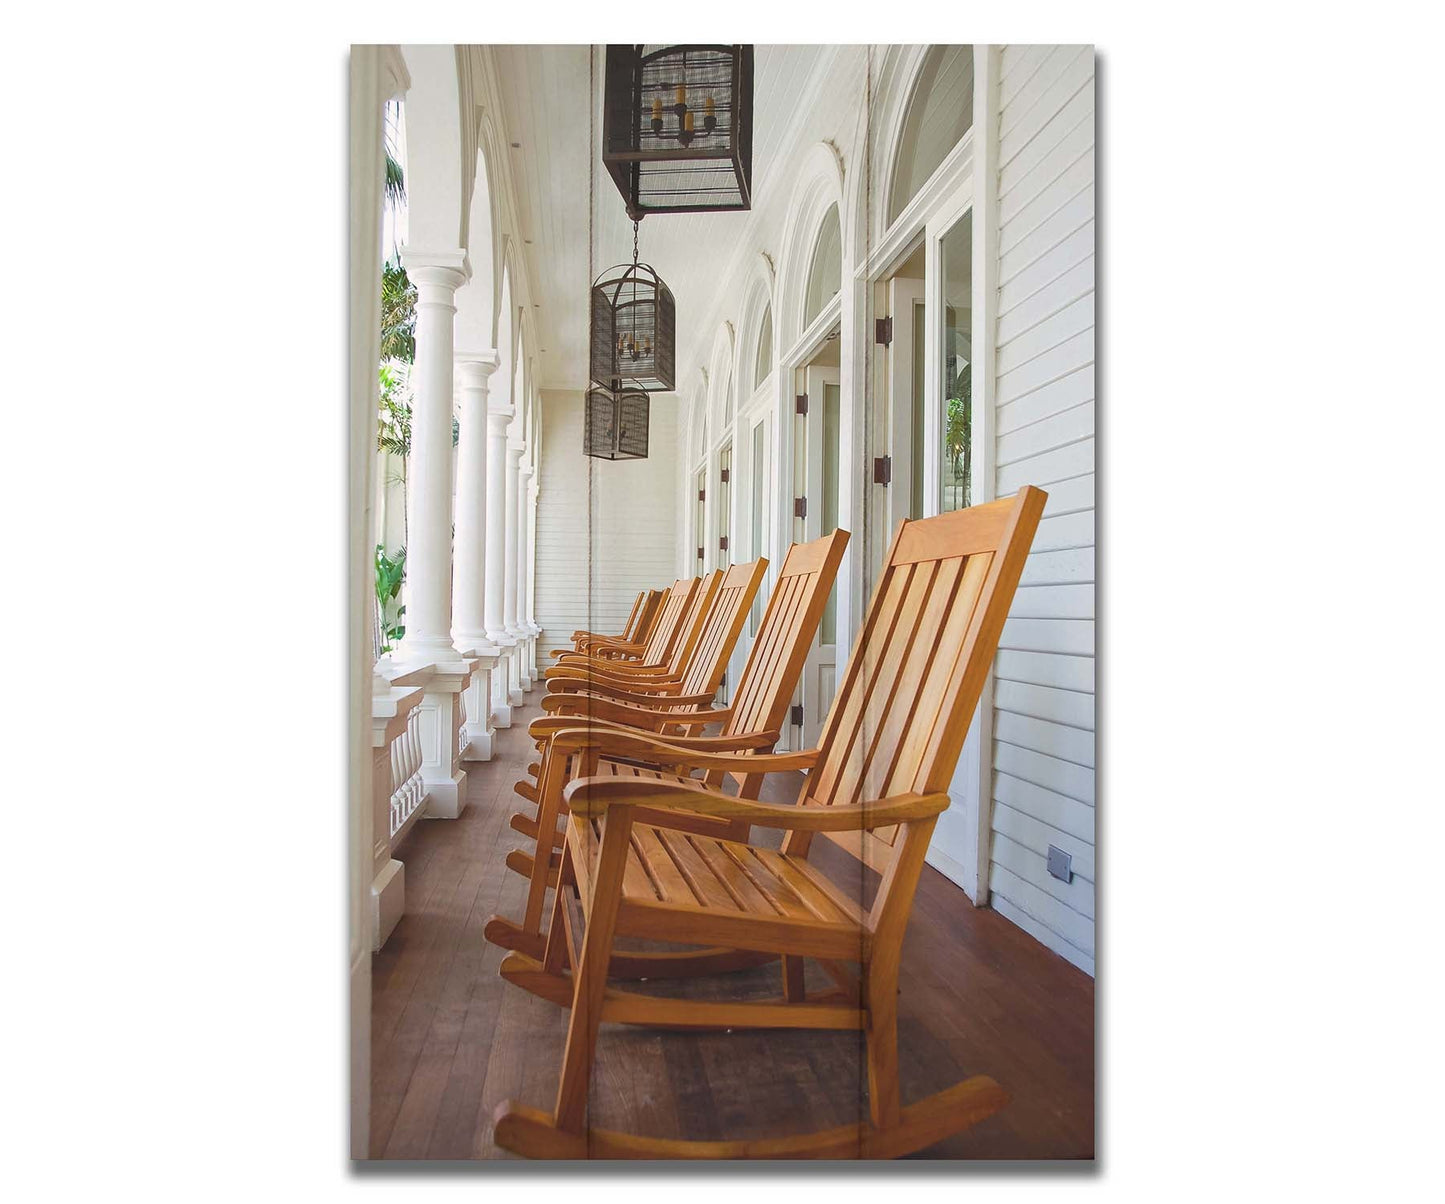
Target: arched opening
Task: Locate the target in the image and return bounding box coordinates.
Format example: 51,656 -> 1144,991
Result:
887,44 -> 974,227
802,203 -> 841,331
753,302 -> 773,392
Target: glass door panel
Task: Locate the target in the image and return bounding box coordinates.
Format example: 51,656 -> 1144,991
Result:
938,213 -> 973,513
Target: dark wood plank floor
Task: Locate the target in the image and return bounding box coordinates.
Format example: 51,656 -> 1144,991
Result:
370,692 -> 1095,1160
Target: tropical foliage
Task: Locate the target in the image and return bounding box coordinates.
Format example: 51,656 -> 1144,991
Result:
377,363 -> 412,458
375,545 -> 407,654
944,361 -> 972,510
380,260 -> 417,363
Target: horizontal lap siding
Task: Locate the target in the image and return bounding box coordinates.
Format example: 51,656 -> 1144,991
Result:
988,45 -> 1096,976
535,390 -> 679,652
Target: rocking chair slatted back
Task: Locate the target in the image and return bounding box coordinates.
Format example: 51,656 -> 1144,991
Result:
723,529 -> 850,740
629,589 -> 664,643
673,559 -> 768,704
617,591 -> 646,641
789,488 -> 1048,874
662,571 -> 723,677
640,578 -> 698,665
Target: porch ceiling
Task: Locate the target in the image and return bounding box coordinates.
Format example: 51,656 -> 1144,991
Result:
484,44 -> 828,393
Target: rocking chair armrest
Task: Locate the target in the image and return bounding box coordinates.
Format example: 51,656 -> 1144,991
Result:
544,682 -> 700,712
565,776 -> 949,831
527,715 -> 768,752
546,670 -> 684,696
538,694 -> 690,732
549,651 -> 661,673
547,726 -> 814,772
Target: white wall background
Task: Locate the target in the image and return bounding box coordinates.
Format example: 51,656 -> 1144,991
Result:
985,45 -> 1097,974
535,388 -> 680,651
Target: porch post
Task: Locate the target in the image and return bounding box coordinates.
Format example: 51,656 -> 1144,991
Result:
516,461 -> 536,690
484,406 -> 516,726
389,247 -> 474,818
526,474 -> 541,677
503,443 -> 526,704
396,249 -> 468,664
453,351 -> 501,761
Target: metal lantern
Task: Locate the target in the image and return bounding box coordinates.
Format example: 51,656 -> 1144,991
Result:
584,384 -> 650,461
590,253 -> 676,392
603,44 -> 754,221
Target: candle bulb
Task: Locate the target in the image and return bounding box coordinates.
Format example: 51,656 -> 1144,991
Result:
704,96 -> 715,116
676,82 -> 686,106
652,97 -> 662,120
684,109 -> 695,133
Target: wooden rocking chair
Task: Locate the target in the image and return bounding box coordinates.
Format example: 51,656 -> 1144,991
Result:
486,533 -> 847,962
544,559 -> 767,720
567,587 -> 662,655
550,576 -> 696,667
497,559 -> 764,903
489,487 -> 1047,1159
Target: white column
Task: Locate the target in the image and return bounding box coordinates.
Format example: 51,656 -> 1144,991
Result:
484,408 -> 516,726
387,247 -> 474,818
527,476 -> 541,676
503,443 -> 525,704
516,462 -> 536,690
396,250 -> 468,664
452,352 -> 501,761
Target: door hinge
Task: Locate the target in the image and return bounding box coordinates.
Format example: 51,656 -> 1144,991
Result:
873,454 -> 892,486
718,535 -> 729,551
720,467 -> 730,483
697,488 -> 705,502
795,393 -> 808,415
696,546 -> 704,561
790,703 -> 804,727
875,316 -> 893,345
793,496 -> 807,519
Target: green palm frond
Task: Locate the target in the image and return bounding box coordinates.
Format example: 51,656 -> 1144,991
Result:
380,261 -> 417,363
384,149 -> 406,210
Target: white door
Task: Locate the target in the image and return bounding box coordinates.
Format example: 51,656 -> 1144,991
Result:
788,360 -> 841,749
923,201 -> 986,895
879,275 -> 925,573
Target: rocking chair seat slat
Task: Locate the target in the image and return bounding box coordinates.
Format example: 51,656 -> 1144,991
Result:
566,814 -> 867,961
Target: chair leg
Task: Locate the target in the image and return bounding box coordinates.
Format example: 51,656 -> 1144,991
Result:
553,809 -> 634,1135
781,955 -> 806,1003
542,846 -> 576,975
864,958 -> 901,1130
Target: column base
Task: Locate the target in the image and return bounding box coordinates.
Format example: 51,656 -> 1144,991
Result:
490,648 -> 514,728
423,766 -> 468,819
459,656 -> 498,762
371,858 -> 405,952
462,726 -> 493,762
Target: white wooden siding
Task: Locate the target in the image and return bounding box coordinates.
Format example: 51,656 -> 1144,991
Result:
535,389 -> 680,652
987,44 -> 1096,976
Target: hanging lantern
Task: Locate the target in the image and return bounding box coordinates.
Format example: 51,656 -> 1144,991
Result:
584,383 -> 650,461
590,226 -> 676,392
603,44 -> 754,221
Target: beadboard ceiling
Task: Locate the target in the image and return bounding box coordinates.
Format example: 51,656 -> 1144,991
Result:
484,45 -> 827,392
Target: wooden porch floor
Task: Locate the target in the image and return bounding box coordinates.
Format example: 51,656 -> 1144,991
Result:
370,694 -> 1095,1160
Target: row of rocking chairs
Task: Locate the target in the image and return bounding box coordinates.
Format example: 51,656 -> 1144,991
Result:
483,486 -> 1048,1158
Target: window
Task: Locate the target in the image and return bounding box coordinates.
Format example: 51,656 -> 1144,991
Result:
803,204 -> 841,329
888,45 -> 974,227
939,212 -> 972,513
753,303 -> 773,391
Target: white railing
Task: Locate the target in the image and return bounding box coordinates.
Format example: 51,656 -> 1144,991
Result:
456,686 -> 469,762
389,703 -> 426,840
